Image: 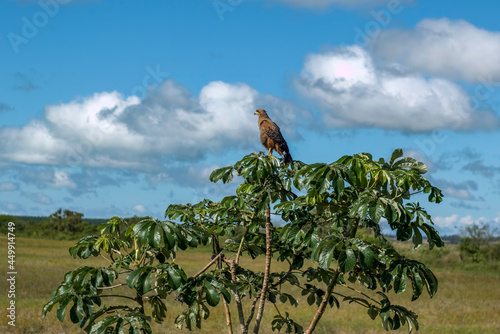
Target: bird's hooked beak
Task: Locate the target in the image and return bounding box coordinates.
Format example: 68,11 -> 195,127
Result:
254,111 -> 259,115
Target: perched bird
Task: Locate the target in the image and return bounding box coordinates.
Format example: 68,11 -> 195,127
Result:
254,109 -> 293,164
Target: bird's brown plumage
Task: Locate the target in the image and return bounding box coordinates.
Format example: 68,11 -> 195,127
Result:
254,109 -> 292,164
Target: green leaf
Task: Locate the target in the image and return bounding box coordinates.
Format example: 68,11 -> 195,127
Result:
126,269 -> 141,289
394,267 -> 407,294
412,226 -> 423,249
318,240 -> 337,269
359,245 -> 376,268
307,293 -> 315,306
56,297 -> 72,322
339,248 -> 356,273
420,267 -> 438,298
367,307 -> 378,320
328,295 -> 340,308
390,148 -> 403,165
396,225 -> 412,242
393,157 -> 428,174
166,266 -> 184,289
69,298 -> 82,323
204,281 -> 220,307
410,268 -> 424,301
369,200 -> 385,223
210,280 -> 231,304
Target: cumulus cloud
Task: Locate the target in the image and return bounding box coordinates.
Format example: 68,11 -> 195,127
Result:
53,170 -> 77,189
434,214 -> 459,230
133,205 -> 146,214
371,18 -> 500,81
434,213 -> 500,235
459,215 -> 490,227
0,79 -> 302,170
295,45 -> 500,131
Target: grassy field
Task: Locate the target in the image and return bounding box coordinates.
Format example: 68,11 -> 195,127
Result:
0,237 -> 499,334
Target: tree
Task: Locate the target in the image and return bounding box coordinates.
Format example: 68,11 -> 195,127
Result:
50,209 -> 86,232
43,149 -> 444,333
459,223 -> 499,262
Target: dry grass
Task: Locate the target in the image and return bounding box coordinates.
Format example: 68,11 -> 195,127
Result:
0,237 -> 499,333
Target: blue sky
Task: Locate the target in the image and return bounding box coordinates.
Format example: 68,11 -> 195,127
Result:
1,0 -> 499,235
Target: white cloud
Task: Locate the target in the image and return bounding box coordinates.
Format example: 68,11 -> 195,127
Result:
459,215 -> 489,226
296,45 -> 499,131
53,170 -> 77,189
0,79 -> 301,170
133,205 -> 146,214
371,18 -> 500,81
434,214 -> 500,235
434,214 -> 459,229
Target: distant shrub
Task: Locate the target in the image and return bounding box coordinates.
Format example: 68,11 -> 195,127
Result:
459,224 -> 499,263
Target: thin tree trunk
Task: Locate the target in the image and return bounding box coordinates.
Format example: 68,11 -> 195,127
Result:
223,296 -> 234,334
228,260 -> 247,334
252,205 -> 272,333
245,296 -> 260,329
304,269 -> 341,334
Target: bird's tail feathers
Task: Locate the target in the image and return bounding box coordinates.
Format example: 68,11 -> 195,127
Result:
283,152 -> 293,164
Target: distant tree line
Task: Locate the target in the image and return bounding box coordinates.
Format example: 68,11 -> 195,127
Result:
0,209 -> 145,241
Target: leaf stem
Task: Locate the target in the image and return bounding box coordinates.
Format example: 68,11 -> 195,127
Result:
99,294 -> 136,301
338,283 -> 381,305
236,227 -> 250,265
96,283 -> 128,290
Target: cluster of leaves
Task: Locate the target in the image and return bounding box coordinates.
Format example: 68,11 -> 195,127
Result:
44,149 -> 444,334
43,216 -> 214,333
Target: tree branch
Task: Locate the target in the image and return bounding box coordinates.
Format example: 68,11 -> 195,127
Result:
193,252 -> 223,278
305,268 -> 341,334
252,205 -> 272,334
227,259 -> 247,334
112,248 -> 124,257
214,231 -> 233,334
223,296 -> 234,334
99,254 -> 111,263
245,296 -> 260,329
